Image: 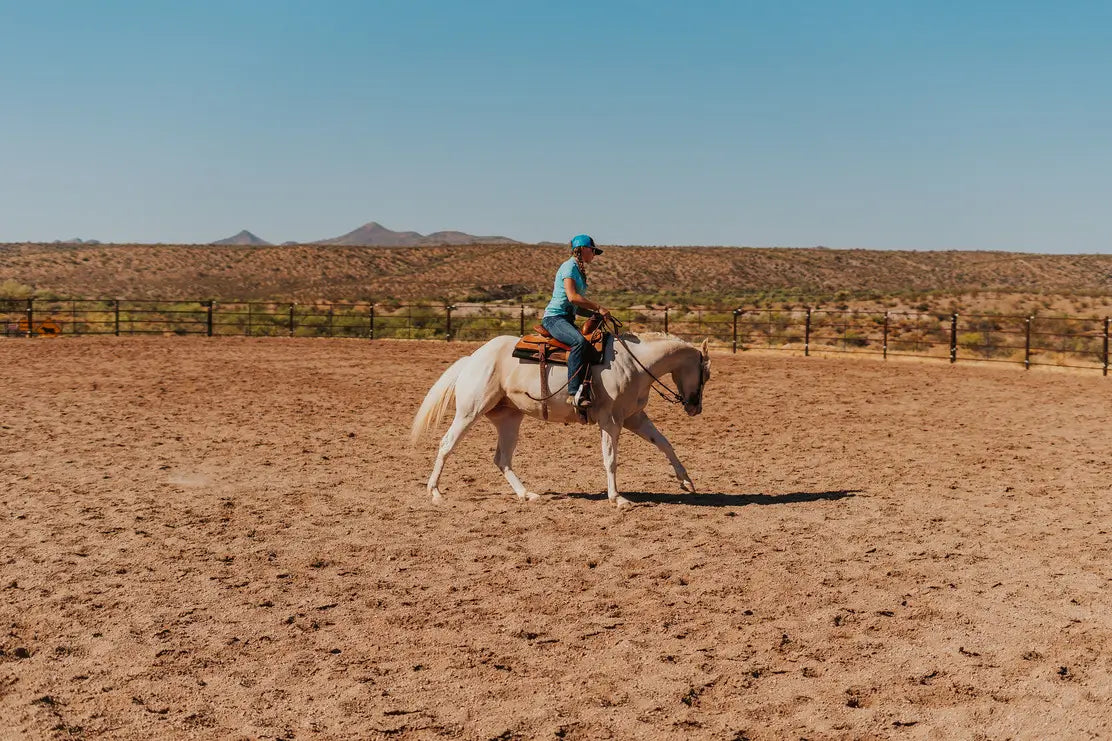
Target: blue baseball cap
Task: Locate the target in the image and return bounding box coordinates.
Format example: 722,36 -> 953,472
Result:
570,234 -> 602,254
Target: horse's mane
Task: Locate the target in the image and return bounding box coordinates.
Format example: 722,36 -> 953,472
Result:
618,331 -> 688,344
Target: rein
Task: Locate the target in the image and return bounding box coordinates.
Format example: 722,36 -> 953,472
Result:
524,367 -> 578,402
524,351 -> 586,422
603,316 -> 688,406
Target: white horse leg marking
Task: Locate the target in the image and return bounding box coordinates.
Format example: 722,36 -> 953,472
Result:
599,418 -> 629,507
487,407 -> 538,501
623,411 -> 695,493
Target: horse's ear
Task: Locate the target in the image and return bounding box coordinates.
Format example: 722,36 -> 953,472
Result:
700,338 -> 710,359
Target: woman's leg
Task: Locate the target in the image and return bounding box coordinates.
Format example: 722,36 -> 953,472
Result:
540,316 -> 588,395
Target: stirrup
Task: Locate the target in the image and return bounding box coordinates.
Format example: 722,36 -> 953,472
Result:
567,395 -> 589,423
572,386 -> 591,408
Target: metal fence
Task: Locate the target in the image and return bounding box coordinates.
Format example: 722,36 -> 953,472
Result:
2,298 -> 1109,375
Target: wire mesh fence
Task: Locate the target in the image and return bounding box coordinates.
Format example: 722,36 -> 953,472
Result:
2,298 -> 1109,375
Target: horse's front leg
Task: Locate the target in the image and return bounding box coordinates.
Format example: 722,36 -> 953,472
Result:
623,411 -> 695,493
598,418 -> 630,507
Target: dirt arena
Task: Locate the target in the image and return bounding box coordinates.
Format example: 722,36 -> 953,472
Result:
2,337 -> 1111,740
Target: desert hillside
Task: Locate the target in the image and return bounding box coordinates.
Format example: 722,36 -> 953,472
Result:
3,242 -> 1112,310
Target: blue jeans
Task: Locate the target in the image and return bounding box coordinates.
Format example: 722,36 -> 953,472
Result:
541,314 -> 589,395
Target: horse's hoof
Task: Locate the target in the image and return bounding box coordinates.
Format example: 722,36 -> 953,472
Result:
429,489 -> 443,503
680,479 -> 696,493
611,495 -> 632,508
517,491 -> 541,502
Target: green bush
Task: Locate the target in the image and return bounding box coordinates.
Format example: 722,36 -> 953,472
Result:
0,279 -> 34,299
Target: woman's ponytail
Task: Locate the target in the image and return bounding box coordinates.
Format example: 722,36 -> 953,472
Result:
571,246 -> 588,286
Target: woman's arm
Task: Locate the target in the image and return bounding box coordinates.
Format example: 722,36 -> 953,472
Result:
563,277 -> 610,315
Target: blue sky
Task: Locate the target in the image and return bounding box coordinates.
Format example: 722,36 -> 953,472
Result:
2,1 -> 1110,251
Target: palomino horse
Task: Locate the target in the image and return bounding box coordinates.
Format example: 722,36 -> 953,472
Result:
411,330 -> 711,507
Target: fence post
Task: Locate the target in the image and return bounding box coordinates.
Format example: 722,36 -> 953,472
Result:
72,300 -> 78,336
288,303 -> 295,336
327,305 -> 334,337
883,311 -> 889,360
1024,316 -> 1032,370
664,306 -> 669,335
804,308 -> 812,357
519,303 -> 525,335
206,300 -> 214,337
732,309 -> 740,353
114,299 -> 120,336
445,304 -> 453,341
246,302 -> 252,337
1103,316 -> 1109,377
25,298 -> 33,338
950,313 -> 958,363
369,303 -> 375,340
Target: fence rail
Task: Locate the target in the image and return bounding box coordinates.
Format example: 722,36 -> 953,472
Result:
3,298 -> 1109,375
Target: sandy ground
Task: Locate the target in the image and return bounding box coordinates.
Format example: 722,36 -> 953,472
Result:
2,337 -> 1112,740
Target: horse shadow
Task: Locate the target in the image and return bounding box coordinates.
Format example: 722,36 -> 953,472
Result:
564,489 -> 861,508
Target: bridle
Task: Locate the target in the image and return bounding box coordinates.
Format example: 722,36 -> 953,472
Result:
604,315 -> 706,409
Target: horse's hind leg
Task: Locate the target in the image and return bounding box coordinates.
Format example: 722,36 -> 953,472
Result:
426,410 -> 480,502
425,365 -> 507,501
487,406 -> 538,502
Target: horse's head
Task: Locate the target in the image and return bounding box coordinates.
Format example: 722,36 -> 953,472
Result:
675,338 -> 712,416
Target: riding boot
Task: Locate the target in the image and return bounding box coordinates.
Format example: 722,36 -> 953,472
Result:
575,362 -> 593,408
573,382 -> 591,408
565,392 -> 590,424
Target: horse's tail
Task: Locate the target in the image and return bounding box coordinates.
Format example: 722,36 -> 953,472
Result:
410,356 -> 470,445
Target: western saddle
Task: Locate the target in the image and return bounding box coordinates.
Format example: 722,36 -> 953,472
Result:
512,313 -> 609,421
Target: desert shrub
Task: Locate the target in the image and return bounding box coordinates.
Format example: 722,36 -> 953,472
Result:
966,316 -> 1001,332
454,316 -> 515,340
842,330 -> 870,347
0,279 -> 34,299
958,331 -> 986,349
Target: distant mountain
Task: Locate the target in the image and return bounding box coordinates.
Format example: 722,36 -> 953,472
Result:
315,221 -> 518,247
212,230 -> 271,246
424,230 -> 518,245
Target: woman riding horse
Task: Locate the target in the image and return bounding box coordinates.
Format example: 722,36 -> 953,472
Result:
541,234 -> 612,410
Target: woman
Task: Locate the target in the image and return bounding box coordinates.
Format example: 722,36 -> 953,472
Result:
541,234 -> 611,408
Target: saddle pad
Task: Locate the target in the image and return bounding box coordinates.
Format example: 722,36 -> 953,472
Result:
512,341 -> 569,365
509,344 -> 569,364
